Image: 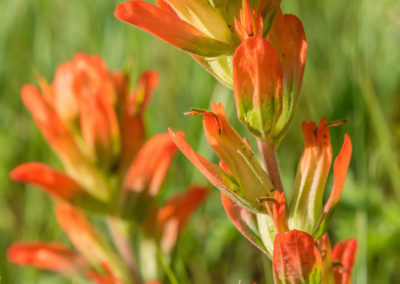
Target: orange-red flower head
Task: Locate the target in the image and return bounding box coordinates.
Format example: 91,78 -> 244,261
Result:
170,102 -> 275,213
114,0 -> 282,86
232,9 -> 306,143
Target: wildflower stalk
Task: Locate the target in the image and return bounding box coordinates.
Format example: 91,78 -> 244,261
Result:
107,218 -> 142,284
258,140 -> 283,193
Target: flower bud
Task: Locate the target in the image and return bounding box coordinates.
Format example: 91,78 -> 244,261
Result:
266,10 -> 307,143
273,230 -> 322,284
233,36 -> 283,140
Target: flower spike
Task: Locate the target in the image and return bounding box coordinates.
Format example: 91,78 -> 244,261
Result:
114,0 -> 282,87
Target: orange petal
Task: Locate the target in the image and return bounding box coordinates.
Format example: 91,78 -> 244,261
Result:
221,192 -> 268,255
157,186 -> 208,251
158,0 -> 232,43
51,62 -> 80,122
288,118 -> 333,234
203,102 -> 274,209
169,128 -> 261,212
120,71 -> 159,172
78,91 -> 120,163
332,239 -> 357,284
72,54 -> 120,163
272,191 -> 288,233
323,135 -> 352,214
267,10 -> 307,138
155,0 -> 178,17
233,36 -> 283,138
7,242 -> 88,276
21,85 -> 83,165
273,230 -> 322,283
158,186 -> 208,230
55,204 -> 120,270
114,1 -> 233,57
124,133 -> 178,196
10,162 -> 83,201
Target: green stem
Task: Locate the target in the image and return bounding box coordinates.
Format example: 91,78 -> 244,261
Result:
157,248 -> 178,284
258,140 -> 284,193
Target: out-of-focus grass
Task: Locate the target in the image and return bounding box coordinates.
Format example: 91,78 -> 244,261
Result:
0,0 -> 399,283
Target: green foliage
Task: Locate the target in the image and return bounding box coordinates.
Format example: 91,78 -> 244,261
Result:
0,0 -> 399,283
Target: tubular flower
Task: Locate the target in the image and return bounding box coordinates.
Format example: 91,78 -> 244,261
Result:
170,101 -> 275,213
14,52 -> 159,211
233,8 -> 306,143
288,118 -> 352,238
114,0 -> 282,86
12,53 -> 209,283
219,119 -> 353,260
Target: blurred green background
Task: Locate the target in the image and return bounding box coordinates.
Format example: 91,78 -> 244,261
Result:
1,0 -> 399,283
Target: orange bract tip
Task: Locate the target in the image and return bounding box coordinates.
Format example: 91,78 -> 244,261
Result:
124,132 -> 180,196
10,162 -> 83,200
323,134 -> 352,214
7,242 -> 88,276
157,186 -> 208,252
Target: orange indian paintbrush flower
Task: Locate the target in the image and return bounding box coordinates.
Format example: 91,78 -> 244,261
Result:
114,0 -> 282,86
147,185 -> 208,253
14,53 -> 159,209
218,118 -> 352,258
170,101 -> 275,213
232,6 -> 306,143
11,52 -> 209,283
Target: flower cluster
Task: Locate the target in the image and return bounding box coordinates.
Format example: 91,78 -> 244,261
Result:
7,0 -> 358,283
114,0 -> 359,283
8,53 -> 207,283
